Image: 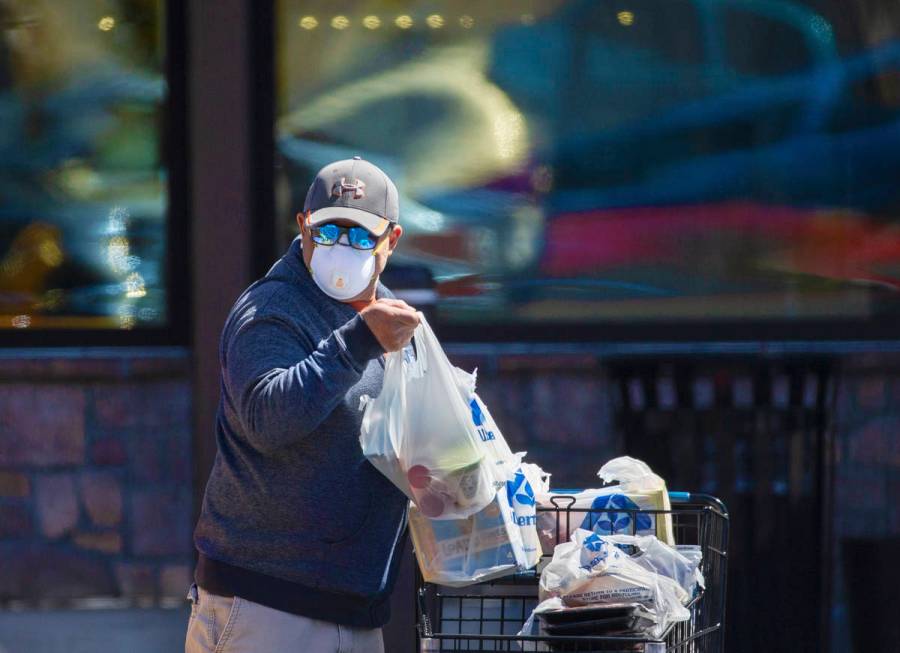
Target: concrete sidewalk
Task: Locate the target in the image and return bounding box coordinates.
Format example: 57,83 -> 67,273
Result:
0,607 -> 188,653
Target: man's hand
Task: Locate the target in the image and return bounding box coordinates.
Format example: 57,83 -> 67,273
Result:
360,298 -> 420,352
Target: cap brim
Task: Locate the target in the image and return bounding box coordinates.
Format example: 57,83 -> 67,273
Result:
308,207 -> 391,235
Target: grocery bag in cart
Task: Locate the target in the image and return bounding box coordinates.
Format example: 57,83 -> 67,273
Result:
521,529 -> 692,639
417,491 -> 730,653
359,316 -> 496,519
536,456 -> 675,552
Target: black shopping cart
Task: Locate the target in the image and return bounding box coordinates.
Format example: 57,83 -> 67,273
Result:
416,491 -> 729,653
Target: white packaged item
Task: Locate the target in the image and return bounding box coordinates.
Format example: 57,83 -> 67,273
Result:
536,457 -> 674,552
359,316 -> 495,519
408,487 -> 528,587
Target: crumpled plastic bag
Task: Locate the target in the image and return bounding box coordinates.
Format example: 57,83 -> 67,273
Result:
500,455 -> 543,570
601,534 -> 704,598
520,529 -> 691,639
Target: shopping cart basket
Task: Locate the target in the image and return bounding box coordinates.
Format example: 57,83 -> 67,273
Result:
416,491 -> 729,653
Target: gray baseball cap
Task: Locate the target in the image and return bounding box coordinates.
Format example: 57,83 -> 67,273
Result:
303,156 -> 399,235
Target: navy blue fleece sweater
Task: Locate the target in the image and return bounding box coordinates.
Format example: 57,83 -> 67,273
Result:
192,236 -> 409,628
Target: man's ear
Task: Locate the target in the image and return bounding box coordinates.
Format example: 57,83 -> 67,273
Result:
296,212 -> 307,234
387,224 -> 403,252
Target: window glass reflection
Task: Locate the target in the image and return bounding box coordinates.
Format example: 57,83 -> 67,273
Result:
276,1 -> 900,324
0,0 -> 166,329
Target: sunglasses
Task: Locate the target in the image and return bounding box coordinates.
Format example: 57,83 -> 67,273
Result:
310,222 -> 391,251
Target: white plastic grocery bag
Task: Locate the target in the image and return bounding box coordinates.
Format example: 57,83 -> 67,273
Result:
501,458 -> 544,570
359,316 -> 496,520
601,534 -> 704,598
465,388 -> 515,488
535,456 -> 674,552
522,529 -> 690,639
465,389 -> 545,570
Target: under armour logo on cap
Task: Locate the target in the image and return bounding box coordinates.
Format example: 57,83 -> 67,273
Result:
331,177 -> 366,199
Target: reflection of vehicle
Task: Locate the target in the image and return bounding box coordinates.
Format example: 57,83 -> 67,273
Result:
276,0 -> 900,323
491,0 -> 839,139
549,41 -> 900,214
539,41 -> 900,302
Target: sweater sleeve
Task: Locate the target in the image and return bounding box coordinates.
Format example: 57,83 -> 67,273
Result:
223,312 -> 384,453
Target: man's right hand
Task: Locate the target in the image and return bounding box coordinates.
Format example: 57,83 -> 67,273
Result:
360,298 -> 420,352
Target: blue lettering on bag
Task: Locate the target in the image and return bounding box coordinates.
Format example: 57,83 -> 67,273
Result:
470,399 -> 484,426
506,471 -> 536,508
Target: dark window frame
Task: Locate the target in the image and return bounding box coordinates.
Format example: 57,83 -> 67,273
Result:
2,0 -> 191,347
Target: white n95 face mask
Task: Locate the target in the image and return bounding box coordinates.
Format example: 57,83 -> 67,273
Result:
309,242 -> 377,301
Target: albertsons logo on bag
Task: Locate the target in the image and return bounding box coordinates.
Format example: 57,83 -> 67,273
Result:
579,532 -> 625,571
582,493 -> 653,536
470,399 -> 495,442
507,470 -> 536,527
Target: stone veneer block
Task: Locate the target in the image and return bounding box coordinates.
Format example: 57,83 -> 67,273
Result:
0,544 -> 116,599
0,471 -> 30,497
34,473 -> 79,539
159,564 -> 192,598
74,531 -> 123,554
91,437 -> 127,466
0,385 -> 85,466
131,488 -> 192,556
93,381 -> 190,430
79,471 -> 123,527
114,562 -> 157,597
0,503 -> 32,537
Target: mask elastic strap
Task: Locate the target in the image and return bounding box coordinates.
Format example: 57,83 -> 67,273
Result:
371,228 -> 392,256
302,211 -> 316,275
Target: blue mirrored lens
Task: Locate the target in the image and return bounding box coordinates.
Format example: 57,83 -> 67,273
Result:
349,227 -> 377,250
313,224 -> 340,244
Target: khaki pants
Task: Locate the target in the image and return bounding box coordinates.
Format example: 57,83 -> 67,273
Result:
185,584 -> 385,653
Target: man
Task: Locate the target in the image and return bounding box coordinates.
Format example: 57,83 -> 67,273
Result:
186,157 -> 419,652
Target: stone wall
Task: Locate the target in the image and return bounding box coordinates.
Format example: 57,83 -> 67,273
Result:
1,345 -> 897,653
0,350 -> 193,608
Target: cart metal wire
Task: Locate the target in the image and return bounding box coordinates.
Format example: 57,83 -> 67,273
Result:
416,491 -> 729,653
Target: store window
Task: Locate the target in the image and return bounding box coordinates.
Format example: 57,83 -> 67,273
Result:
275,1 -> 900,329
0,0 -> 169,331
